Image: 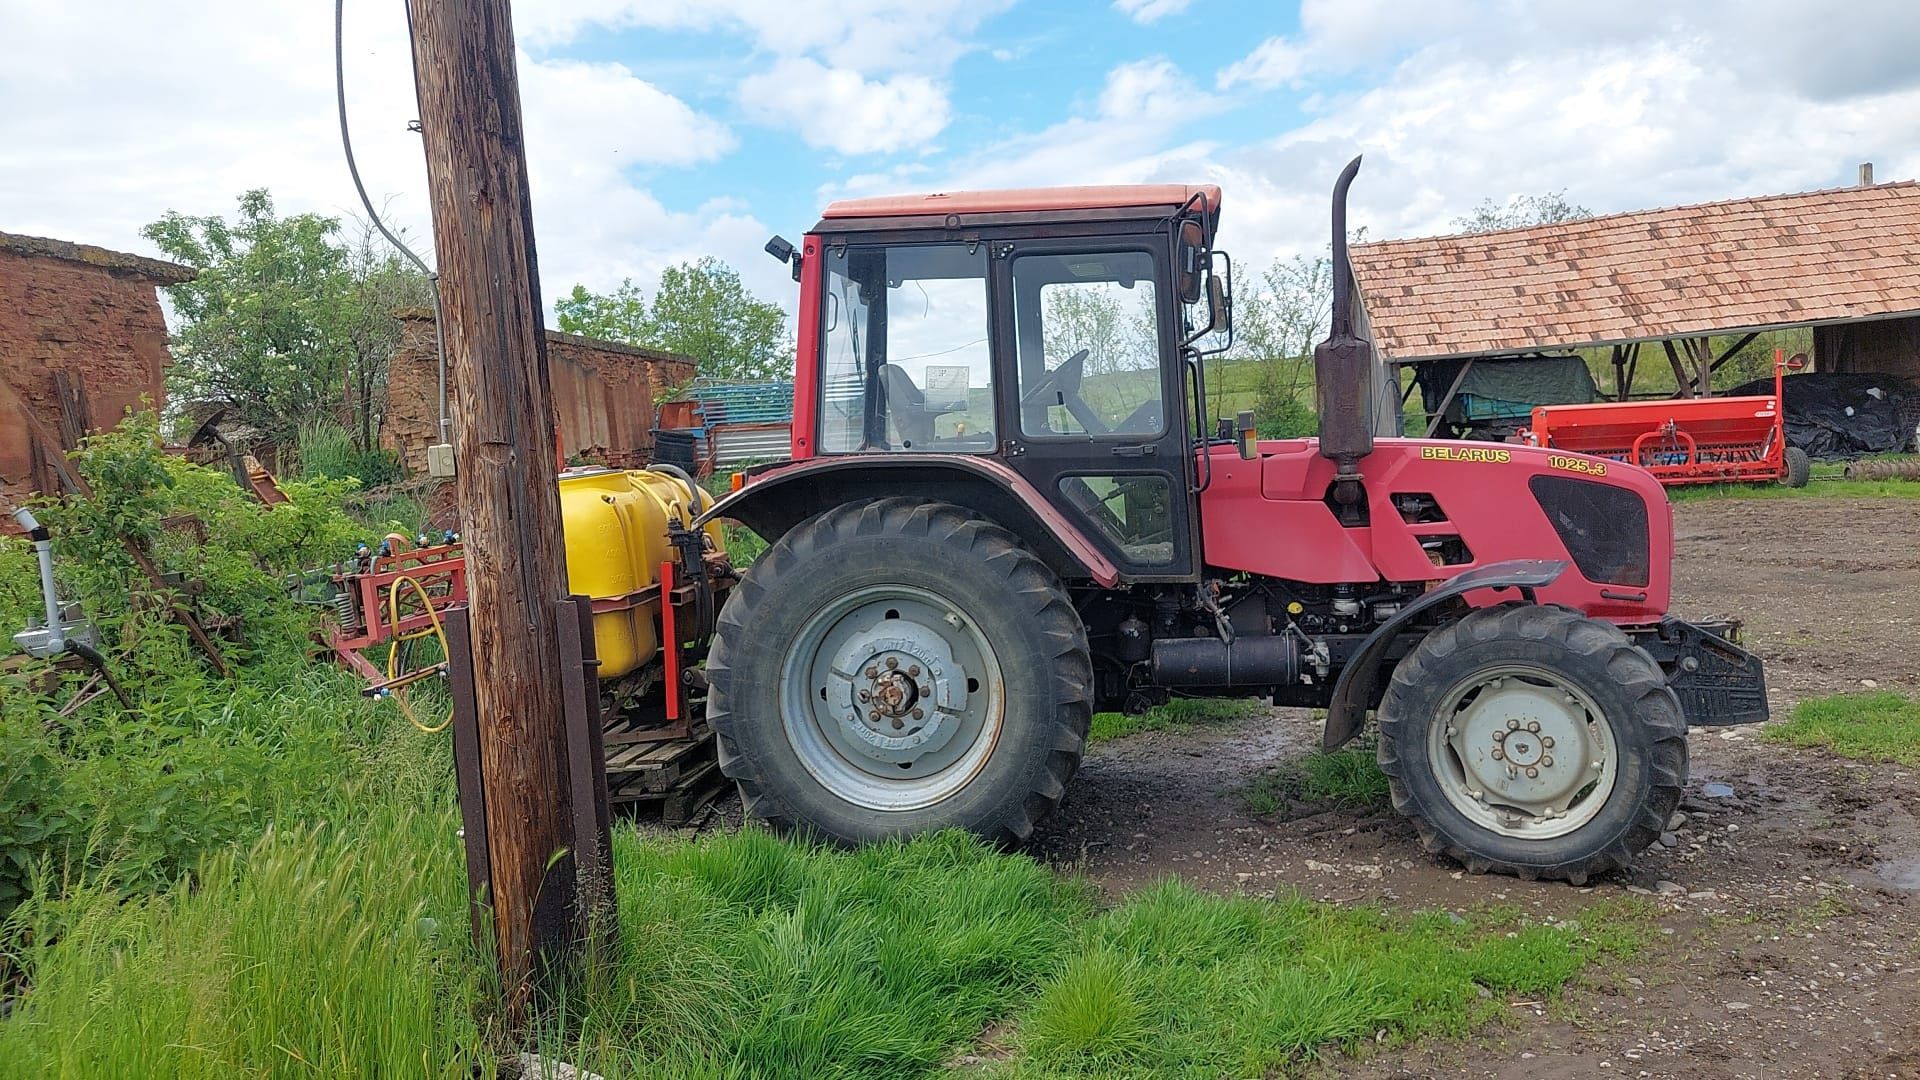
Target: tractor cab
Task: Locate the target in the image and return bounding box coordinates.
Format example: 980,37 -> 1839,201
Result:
765,185 -> 1229,583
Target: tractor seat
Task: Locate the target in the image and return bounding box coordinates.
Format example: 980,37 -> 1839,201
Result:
879,363 -> 936,447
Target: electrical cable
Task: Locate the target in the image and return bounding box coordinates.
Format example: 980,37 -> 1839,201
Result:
335,0 -> 451,441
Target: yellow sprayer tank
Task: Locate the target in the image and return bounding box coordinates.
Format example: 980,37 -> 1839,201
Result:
557,468 -> 724,680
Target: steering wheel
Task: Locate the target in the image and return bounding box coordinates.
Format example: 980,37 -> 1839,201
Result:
1020,348 -> 1089,409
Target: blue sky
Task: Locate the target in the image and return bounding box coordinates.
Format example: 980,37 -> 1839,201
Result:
5,0 -> 1919,321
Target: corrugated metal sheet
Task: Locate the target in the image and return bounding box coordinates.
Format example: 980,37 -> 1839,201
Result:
712,423 -> 792,466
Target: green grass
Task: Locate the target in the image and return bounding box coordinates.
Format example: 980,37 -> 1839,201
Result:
2,823 -> 1642,1080
1764,691 -> 1920,766
0,808 -> 489,1079
1667,472 -> 1920,502
1244,746 -> 1392,815
1088,697 -> 1265,744
999,881 -> 1646,1078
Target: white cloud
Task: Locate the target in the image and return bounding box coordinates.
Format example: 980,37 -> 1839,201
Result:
520,0 -> 1011,74
1216,36 -> 1307,90
738,58 -> 951,155
1113,0 -> 1195,25
0,0 -> 768,318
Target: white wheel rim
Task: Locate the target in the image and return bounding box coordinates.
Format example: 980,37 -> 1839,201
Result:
1425,664 -> 1619,840
778,583 -> 1005,812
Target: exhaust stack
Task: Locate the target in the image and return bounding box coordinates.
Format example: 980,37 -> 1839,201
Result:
1314,155 -> 1374,520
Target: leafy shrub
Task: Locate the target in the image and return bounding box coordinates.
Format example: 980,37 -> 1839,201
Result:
0,707 -> 84,915
297,420 -> 404,488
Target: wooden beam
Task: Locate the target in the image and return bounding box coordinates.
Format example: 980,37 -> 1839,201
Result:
1661,340 -> 1696,398
406,0 -> 607,1023
1423,358 -> 1475,438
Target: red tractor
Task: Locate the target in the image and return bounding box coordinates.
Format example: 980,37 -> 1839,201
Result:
697,159 -> 1767,883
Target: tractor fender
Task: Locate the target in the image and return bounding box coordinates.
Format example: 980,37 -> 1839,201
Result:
696,455 -> 1121,587
1321,559 -> 1569,751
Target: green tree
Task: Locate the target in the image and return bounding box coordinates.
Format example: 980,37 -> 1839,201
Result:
556,257 -> 791,381
1453,189 -> 1594,233
1231,253 -> 1334,437
142,190 -> 431,453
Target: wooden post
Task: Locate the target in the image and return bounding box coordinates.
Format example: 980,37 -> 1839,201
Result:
406,0 -> 601,1018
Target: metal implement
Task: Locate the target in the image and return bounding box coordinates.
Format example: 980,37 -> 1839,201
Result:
1523,351 -> 1803,487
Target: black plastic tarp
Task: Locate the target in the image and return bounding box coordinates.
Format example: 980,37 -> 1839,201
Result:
1723,372 -> 1919,460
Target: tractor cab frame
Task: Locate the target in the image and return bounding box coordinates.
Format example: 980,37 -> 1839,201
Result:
742,185 -> 1229,586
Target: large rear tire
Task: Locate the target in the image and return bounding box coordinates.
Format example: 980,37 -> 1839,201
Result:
1375,605 -> 1687,884
707,498 -> 1092,846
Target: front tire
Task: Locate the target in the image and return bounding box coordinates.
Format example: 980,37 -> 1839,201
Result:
707,498 -> 1092,846
1375,605 -> 1687,884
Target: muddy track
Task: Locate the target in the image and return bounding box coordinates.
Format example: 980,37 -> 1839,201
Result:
1023,497 -> 1920,1079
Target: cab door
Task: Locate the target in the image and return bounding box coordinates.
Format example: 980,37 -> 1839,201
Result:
991,238 -> 1200,582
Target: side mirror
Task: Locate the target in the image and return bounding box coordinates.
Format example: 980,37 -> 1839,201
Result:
1205,273 -> 1230,335
1176,220 -> 1206,304
1786,353 -> 1808,371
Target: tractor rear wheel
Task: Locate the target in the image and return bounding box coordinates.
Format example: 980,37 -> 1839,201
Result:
707,498 -> 1092,846
1375,605 -> 1687,884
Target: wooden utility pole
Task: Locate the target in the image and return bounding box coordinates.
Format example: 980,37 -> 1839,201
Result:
406,0 -> 592,1016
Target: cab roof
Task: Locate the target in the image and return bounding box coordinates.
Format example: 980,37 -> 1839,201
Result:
816,184 -> 1221,233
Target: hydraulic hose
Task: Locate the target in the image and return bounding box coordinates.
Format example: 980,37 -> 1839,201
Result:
385,573 -> 453,733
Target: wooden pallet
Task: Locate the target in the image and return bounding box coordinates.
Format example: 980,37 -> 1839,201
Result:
603,721 -> 727,825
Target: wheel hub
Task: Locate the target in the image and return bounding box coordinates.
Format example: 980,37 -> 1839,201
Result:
1429,668 -> 1618,839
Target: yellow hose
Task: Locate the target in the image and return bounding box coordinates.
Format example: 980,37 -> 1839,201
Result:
385,573 -> 453,734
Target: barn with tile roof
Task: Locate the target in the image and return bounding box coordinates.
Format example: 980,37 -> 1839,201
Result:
1349,176 -> 1920,428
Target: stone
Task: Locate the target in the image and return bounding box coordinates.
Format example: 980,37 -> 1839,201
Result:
1660,831 -> 1680,847
1654,880 -> 1685,896
1667,811 -> 1689,831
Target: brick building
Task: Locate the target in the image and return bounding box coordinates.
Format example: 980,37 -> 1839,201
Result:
0,231 -> 195,506
382,309 -> 695,476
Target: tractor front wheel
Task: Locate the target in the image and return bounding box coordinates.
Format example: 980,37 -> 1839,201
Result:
707,498 -> 1092,846
1375,605 -> 1687,884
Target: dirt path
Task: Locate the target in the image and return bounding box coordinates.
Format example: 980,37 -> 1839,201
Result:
1024,496 -> 1920,1079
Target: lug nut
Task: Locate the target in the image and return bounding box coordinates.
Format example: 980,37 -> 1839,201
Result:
1525,767 -> 1539,778
1542,736 -> 1554,748
1542,755 -> 1554,767
1527,720 -> 1541,733
858,690 -> 871,703
868,709 -> 881,721
1492,748 -> 1504,760
1507,719 -> 1520,730
865,665 -> 879,679
891,718 -> 904,730
908,664 -> 921,677
886,657 -> 899,670
912,707 -> 924,720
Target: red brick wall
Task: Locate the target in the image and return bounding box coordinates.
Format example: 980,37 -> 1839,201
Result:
381,312 -> 695,476
0,249 -> 174,504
